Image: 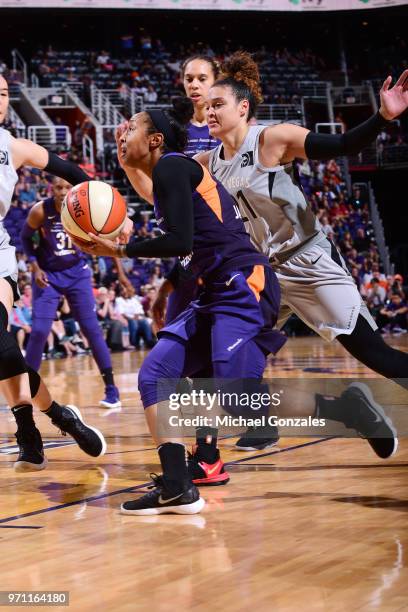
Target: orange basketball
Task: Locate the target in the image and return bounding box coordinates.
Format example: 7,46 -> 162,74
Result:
61,181 -> 127,242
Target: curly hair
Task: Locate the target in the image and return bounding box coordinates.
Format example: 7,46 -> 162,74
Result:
215,51 -> 263,121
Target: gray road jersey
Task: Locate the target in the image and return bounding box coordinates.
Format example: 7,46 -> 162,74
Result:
0,127 -> 17,251
208,125 -> 324,263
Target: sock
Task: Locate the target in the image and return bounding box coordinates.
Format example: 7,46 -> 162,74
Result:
44,401 -> 63,420
196,427 -> 218,447
11,404 -> 36,432
195,427 -> 219,463
314,394 -> 346,423
101,368 -> 114,387
158,442 -> 190,491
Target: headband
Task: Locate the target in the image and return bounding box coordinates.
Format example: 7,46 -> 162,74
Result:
146,109 -> 178,151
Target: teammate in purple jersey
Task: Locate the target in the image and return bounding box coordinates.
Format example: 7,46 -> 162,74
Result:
21,177 -> 121,409
73,97 -> 285,515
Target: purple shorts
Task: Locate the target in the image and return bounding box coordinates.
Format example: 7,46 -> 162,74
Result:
159,264 -> 286,362
32,261 -> 96,320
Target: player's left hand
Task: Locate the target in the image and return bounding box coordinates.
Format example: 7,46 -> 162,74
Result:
379,70 -> 408,120
118,216 -> 134,244
72,233 -> 119,257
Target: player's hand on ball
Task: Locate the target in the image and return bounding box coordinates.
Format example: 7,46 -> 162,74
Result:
118,216 -> 134,244
379,69 -> 408,120
76,233 -> 119,258
34,269 -> 49,289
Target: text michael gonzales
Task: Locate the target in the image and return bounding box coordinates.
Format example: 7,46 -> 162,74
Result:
166,391 -> 326,428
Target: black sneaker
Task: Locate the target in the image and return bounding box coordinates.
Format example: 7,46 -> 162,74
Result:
235,424 -> 280,451
51,405 -> 106,457
188,446 -> 230,486
340,382 -> 398,459
14,428 -> 48,472
121,474 -> 205,516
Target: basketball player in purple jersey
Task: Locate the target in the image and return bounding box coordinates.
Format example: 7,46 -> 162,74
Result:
0,74 -> 106,470
115,56 -> 278,483
21,177 -> 121,409
74,98 -> 285,515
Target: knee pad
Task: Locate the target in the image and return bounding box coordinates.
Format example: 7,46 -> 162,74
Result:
0,302 -> 28,380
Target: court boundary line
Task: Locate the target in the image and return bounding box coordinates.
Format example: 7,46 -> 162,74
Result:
0,437 -> 335,525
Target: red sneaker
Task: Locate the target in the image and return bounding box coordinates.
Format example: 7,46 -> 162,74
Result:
188,445 -> 230,486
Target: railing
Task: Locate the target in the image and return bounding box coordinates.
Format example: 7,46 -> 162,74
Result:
315,122 -> 344,135
82,134 -> 94,169
297,81 -> 330,98
27,125 -> 72,150
354,182 -> 393,276
11,48 -> 28,86
348,142 -> 408,169
51,80 -> 85,98
38,91 -> 75,108
257,104 -> 303,123
128,91 -> 144,117
7,83 -> 23,101
331,85 -> 371,105
365,80 -> 378,113
5,105 -> 26,137
91,85 -> 125,127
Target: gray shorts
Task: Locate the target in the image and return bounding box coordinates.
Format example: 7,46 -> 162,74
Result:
276,239 -> 377,341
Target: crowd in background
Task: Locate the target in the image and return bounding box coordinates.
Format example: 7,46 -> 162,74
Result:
2,36 -> 407,359
5,153 -> 407,363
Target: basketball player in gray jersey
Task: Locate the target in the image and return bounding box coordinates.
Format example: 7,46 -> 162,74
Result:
195,53 -> 408,389
0,74 -> 107,470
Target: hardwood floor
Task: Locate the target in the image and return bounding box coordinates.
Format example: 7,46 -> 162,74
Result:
1,336 -> 407,611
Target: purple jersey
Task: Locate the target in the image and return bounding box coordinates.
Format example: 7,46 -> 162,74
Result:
37,197 -> 85,271
184,123 -> 219,158
153,154 -> 267,279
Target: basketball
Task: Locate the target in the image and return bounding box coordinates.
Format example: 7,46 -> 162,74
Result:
61,180 -> 127,242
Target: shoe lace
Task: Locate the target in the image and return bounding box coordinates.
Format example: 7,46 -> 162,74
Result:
147,473 -> 164,489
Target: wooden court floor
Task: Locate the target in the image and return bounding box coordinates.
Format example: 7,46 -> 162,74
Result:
1,336 -> 408,612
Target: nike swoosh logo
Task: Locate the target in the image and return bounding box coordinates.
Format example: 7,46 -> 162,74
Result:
226,273 -> 240,287
311,254 -> 323,265
158,492 -> 184,505
48,215 -> 56,219
204,461 -> 221,475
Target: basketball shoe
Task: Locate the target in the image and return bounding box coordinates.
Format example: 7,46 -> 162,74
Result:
121,474 -> 205,516
14,427 -> 48,472
235,424 -> 280,451
51,404 -> 106,457
99,385 -> 121,409
338,382 -> 398,459
188,445 -> 230,486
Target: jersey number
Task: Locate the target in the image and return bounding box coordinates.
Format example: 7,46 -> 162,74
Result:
55,232 -> 73,251
232,190 -> 257,223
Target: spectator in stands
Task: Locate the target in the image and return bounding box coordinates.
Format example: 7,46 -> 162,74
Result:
96,287 -> 124,352
80,114 -> 93,138
378,294 -> 408,335
144,84 -> 158,104
388,274 -> 406,300
366,278 -> 387,320
149,264 -> 165,289
320,215 -> 333,237
141,286 -> 158,318
96,50 -> 110,67
115,286 -> 155,349
362,262 -> 387,288
9,298 -> 31,354
353,227 -> 370,252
